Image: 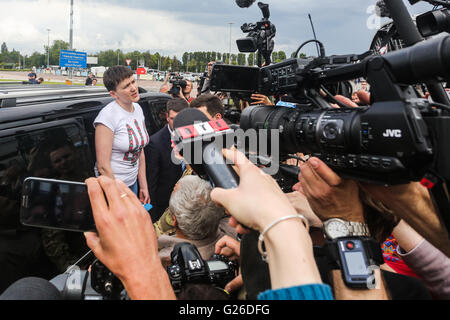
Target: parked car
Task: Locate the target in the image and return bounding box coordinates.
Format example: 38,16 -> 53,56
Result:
0,84 -> 171,293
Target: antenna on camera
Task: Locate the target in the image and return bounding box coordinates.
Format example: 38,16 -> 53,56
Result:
308,14 -> 321,57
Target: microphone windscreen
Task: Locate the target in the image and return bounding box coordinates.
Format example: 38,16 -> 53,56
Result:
173,108 -> 210,129
235,0 -> 256,8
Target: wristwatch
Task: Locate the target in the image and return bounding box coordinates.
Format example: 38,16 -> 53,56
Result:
323,218 -> 370,240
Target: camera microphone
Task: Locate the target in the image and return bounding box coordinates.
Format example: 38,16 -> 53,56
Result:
173,108 -> 239,189
235,0 -> 256,8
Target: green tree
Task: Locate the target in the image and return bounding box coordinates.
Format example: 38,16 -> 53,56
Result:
271,51 -> 278,63
247,52 -> 255,66
237,53 -> 246,66
29,51 -> 45,68
45,40 -> 70,66
278,51 -> 287,61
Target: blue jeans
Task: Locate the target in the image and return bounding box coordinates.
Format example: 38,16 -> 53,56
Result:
129,181 -> 138,195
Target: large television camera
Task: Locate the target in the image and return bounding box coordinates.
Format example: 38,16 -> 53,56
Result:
211,35 -> 450,185
236,2 -> 276,66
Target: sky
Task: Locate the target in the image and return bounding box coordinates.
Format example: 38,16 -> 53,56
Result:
0,0 -> 432,60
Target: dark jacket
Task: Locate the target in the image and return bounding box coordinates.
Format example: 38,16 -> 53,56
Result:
145,125 -> 183,220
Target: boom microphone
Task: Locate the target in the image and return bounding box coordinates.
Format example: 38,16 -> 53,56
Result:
235,0 -> 256,8
173,108 -> 239,189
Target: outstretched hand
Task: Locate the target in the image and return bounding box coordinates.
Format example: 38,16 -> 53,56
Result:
84,176 -> 175,300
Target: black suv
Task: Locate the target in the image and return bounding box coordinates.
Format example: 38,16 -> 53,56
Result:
0,85 -> 171,293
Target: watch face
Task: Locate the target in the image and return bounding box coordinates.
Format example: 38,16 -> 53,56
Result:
326,220 -> 349,239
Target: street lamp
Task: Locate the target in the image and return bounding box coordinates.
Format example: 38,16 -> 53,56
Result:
228,22 -> 233,64
47,28 -> 51,68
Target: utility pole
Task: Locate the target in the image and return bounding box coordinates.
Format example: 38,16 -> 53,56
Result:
69,0 -> 74,80
228,22 -> 233,64
47,28 -> 51,68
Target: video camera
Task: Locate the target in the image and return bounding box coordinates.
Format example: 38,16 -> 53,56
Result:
236,2 -> 276,66
409,0 -> 450,37
169,75 -> 188,97
211,33 -> 450,186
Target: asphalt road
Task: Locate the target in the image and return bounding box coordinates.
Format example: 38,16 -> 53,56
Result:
0,70 -> 199,95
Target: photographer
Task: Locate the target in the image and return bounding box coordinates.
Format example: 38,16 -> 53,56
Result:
157,175 -> 237,266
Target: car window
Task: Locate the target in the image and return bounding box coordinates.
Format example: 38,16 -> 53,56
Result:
0,121 -> 94,231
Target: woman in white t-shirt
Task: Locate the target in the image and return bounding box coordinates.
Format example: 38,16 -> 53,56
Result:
94,66 -> 150,203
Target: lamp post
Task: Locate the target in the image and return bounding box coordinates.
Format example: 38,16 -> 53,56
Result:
228,22 -> 233,64
47,28 -> 51,68
68,0 -> 74,80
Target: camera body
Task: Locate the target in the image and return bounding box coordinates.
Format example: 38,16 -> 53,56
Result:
236,2 -> 276,66
169,76 -> 188,96
211,35 -> 450,185
167,242 -> 238,293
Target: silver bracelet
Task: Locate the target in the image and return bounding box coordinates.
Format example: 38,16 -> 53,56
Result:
257,214 -> 309,263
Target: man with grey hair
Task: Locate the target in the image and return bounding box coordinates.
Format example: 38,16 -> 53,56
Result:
157,175 -> 237,267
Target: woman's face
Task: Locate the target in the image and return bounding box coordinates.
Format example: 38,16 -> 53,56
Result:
111,76 -> 140,104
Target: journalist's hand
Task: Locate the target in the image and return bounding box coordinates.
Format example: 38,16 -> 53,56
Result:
215,235 -> 243,294
250,93 -> 272,106
210,149 -> 297,233
285,191 -> 323,227
84,176 -> 175,300
298,157 -> 365,223
215,235 -> 240,261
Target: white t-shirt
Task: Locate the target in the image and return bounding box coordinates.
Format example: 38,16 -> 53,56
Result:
94,100 -> 149,186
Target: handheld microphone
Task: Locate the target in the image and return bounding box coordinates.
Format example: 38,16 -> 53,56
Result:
173,108 -> 239,189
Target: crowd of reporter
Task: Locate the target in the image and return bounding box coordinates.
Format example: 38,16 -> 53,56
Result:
2,63 -> 450,301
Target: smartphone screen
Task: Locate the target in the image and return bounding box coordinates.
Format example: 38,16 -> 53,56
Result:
20,177 -> 95,232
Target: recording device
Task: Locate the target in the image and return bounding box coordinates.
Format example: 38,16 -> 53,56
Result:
51,242 -> 237,299
235,0 -> 256,8
324,237 -> 384,289
172,108 -> 240,189
169,76 -> 188,96
416,5 -> 450,37
212,35 -> 450,185
236,2 -> 276,66
167,242 -> 238,293
20,177 -> 95,232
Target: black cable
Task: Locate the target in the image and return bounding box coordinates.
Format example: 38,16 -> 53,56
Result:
295,39 -> 326,58
430,101 -> 450,112
320,85 -> 356,108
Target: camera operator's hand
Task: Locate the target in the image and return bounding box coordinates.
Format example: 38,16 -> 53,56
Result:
84,176 -> 176,300
359,182 -> 450,257
332,95 -> 359,108
215,235 -> 243,294
285,191 -> 323,228
297,157 -> 365,223
250,93 -> 272,106
357,90 -> 370,105
215,235 -> 240,261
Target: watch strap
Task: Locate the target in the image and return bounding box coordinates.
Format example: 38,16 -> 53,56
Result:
346,221 -> 370,237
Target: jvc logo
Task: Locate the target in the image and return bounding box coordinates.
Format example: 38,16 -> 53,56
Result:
382,129 -> 402,138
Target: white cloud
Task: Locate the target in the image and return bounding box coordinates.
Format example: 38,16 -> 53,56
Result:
0,0 -> 234,57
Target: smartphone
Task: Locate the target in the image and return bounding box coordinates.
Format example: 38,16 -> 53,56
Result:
336,238 -> 374,289
20,177 -> 96,232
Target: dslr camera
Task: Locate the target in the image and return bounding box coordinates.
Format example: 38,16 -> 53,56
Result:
167,242 -> 238,293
